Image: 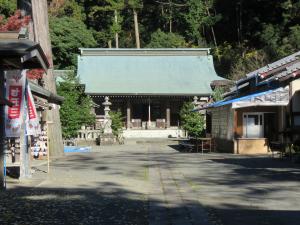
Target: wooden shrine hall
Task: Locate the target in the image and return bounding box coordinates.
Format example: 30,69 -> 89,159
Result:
77,48 -> 223,137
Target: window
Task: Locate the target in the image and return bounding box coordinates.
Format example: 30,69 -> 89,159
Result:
243,113 -> 264,138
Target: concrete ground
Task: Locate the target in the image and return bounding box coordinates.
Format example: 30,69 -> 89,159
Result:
1,139 -> 300,225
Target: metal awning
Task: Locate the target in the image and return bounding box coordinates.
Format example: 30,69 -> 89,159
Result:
196,86 -> 289,111
0,39 -> 49,71
232,86 -> 289,108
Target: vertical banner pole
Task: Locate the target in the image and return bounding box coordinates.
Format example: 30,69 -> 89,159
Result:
47,122 -> 50,173
0,70 -> 5,190
46,121 -> 53,173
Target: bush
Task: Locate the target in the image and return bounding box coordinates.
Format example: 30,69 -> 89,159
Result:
179,102 -> 205,138
109,111 -> 124,138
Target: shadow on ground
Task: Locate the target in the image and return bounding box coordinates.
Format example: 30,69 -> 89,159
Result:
1,184 -> 148,225
2,143 -> 300,225
2,184 -> 300,225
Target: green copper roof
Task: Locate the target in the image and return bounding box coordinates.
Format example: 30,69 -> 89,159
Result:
77,48 -> 223,96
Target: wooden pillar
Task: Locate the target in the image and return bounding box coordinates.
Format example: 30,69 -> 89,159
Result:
166,101 -> 171,128
26,0 -> 64,157
0,70 -> 5,189
126,100 -> 131,129
148,99 -> 151,123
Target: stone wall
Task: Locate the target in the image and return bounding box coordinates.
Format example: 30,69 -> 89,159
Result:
210,105 -> 234,140
208,105 -> 234,153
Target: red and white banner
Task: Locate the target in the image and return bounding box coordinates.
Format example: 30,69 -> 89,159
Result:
5,70 -> 26,137
26,84 -> 41,136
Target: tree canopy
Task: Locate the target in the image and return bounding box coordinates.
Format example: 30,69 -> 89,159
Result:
146,29 -> 186,48
3,0 -> 300,80
57,72 -> 95,138
49,16 -> 96,69
179,102 -> 205,138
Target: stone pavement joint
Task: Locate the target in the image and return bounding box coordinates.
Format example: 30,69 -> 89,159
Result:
148,144 -> 212,225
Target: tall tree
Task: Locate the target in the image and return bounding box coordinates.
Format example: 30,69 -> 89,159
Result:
154,0 -> 186,33
127,0 -> 142,48
89,0 -> 124,48
50,16 -> 96,69
184,0 -> 207,46
57,72 -> 95,138
184,0 -> 220,47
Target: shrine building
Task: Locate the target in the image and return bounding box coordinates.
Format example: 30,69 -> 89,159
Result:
77,48 -> 223,138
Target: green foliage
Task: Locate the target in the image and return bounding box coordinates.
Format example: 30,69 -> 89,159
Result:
229,49 -> 269,81
0,0 -> 16,17
146,29 -> 186,48
89,0 -> 125,44
127,0 -> 143,10
49,17 -> 97,69
49,0 -> 85,21
212,87 -> 224,102
184,0 -> 220,46
47,0 -> 300,78
184,0 -> 206,46
109,110 -> 124,138
57,72 -> 95,138
180,102 -> 205,138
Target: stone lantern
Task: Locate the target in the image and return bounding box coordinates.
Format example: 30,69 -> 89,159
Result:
99,96 -> 114,144
102,96 -> 112,134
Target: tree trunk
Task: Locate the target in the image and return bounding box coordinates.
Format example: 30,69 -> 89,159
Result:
169,0 -> 172,33
114,10 -> 119,48
204,1 -> 220,61
19,0 -> 64,157
236,1 -> 242,45
133,9 -> 140,49
204,0 -> 217,47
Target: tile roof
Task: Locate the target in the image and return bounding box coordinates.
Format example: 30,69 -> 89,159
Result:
77,49 -> 223,96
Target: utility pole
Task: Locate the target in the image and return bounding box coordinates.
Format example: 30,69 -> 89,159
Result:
18,0 -> 64,157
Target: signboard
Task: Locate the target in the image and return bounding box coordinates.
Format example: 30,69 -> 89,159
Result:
26,84 -> 41,136
5,70 -> 26,137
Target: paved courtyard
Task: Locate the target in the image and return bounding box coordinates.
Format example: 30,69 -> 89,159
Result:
2,140 -> 300,225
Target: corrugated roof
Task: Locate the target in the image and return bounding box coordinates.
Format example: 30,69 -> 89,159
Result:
77,49 -> 223,96
194,86 -> 289,111
236,51 -> 300,85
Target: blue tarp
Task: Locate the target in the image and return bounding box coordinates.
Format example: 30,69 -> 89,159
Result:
194,88 -> 278,111
64,146 -> 92,153
211,89 -> 275,108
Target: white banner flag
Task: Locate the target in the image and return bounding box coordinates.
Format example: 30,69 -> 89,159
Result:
26,84 -> 41,136
5,70 -> 26,137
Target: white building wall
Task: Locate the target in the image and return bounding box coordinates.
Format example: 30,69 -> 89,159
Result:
123,129 -> 185,138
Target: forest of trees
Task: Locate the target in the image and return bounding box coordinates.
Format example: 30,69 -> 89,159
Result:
1,0 -> 300,80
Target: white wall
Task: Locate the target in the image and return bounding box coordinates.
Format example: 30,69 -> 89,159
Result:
123,129 -> 185,138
